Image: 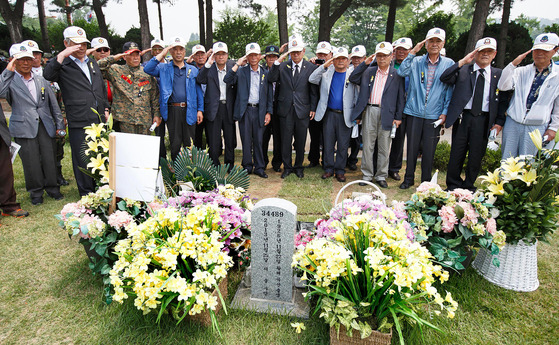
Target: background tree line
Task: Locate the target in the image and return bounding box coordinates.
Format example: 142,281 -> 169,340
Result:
0,0 -> 557,67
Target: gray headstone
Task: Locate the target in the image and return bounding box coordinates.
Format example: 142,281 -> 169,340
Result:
231,198 -> 309,318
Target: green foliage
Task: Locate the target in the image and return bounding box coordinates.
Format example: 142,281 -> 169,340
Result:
161,146 -> 250,194
514,14 -> 541,39
433,140 -> 451,172
214,8 -> 279,59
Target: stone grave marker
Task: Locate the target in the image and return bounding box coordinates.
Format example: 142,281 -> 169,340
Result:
231,198 -> 309,318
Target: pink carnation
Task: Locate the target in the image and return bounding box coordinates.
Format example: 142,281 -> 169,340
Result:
416,182 -> 442,193
486,218 -> 496,235
450,188 -> 474,202
459,202 -> 478,227
108,210 -> 133,229
439,205 -> 457,233
295,230 -> 315,250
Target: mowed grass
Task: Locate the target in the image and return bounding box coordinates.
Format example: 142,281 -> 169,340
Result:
0,143 -> 558,344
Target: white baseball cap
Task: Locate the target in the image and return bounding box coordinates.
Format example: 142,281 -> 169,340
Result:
168,36 -> 186,48
9,44 -> 34,60
288,34 -> 304,53
375,42 -> 393,55
393,37 -> 412,50
213,41 -> 228,54
475,37 -> 497,51
246,42 -> 261,55
151,38 -> 165,49
333,46 -> 348,59
350,45 -> 366,57
316,41 -> 332,54
63,26 -> 90,44
191,44 -> 206,54
91,37 -> 110,50
426,28 -> 446,41
21,40 -> 43,54
532,33 -> 559,51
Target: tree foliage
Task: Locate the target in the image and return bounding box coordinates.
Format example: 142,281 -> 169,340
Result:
214,8 -> 279,59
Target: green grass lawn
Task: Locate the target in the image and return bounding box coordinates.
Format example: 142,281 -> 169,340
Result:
0,144 -> 557,344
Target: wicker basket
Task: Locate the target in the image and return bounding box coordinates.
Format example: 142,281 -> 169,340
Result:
472,240 -> 539,292
187,276 -> 229,326
330,325 -> 392,345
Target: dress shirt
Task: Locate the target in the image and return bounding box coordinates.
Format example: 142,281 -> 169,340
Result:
369,67 -> 389,105
69,55 -> 91,83
15,70 -> 37,103
425,55 -> 440,99
248,67 -> 260,103
217,65 -> 227,101
465,63 -> 491,112
292,63 -> 300,76
32,66 -> 43,76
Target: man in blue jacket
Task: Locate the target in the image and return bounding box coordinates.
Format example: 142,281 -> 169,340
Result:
397,28 -> 454,189
144,36 -> 204,162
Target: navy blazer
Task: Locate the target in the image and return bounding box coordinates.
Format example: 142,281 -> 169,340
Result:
224,64 -> 273,127
0,70 -> 64,139
440,62 -> 507,135
196,60 -> 237,122
349,62 -> 405,130
43,57 -> 107,128
267,59 -> 318,119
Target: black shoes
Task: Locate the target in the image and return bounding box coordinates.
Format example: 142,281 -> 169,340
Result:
295,170 -> 304,178
272,166 -> 282,172
305,161 -> 319,168
347,163 -> 358,171
377,180 -> 388,188
48,192 -> 64,200
322,172 -> 333,179
335,174 -> 346,182
254,171 -> 268,178
31,196 -> 44,205
281,170 -> 292,179
399,182 -> 413,189
388,172 -> 401,181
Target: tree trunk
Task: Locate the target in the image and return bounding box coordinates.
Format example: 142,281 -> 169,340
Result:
0,0 -> 25,43
155,0 -> 164,39
318,0 -> 352,42
385,0 -> 398,42
198,0 -> 205,47
92,0 -> 110,45
205,0 -> 213,48
65,0 -> 72,24
496,0 -> 511,68
465,0 -> 492,54
137,0 -> 151,62
37,0 -> 50,52
277,0 -> 288,45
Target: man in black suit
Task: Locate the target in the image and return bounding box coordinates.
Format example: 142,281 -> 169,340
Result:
44,26 -> 108,196
196,42 -> 237,167
261,45 -> 282,172
349,42 -> 406,188
0,105 -> 29,219
224,43 -> 273,178
268,34 -> 318,178
440,37 -> 506,191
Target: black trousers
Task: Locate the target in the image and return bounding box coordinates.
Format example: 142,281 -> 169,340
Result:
68,126 -> 96,196
0,138 -> 20,213
446,111 -> 490,191
14,121 -> 60,199
238,106 -> 265,173
55,135 -> 65,184
322,110 -> 351,175
280,108 -> 309,173
167,105 -> 196,162
155,117 -> 167,159
207,102 -> 236,167
262,108 -> 282,170
403,115 -> 441,184
308,118 -> 322,165
389,114 -> 407,174
347,127 -> 360,166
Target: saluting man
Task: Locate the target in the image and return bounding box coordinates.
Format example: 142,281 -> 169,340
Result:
98,41 -> 161,135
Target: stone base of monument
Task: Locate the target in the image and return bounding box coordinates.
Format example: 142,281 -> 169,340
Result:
230,270 -> 310,319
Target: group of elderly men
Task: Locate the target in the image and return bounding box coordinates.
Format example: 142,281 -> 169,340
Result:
1,23 -> 559,221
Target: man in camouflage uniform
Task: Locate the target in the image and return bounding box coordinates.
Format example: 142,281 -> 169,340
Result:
98,42 -> 161,134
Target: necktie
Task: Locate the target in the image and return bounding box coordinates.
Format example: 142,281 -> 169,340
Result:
293,64 -> 300,82
470,69 -> 485,116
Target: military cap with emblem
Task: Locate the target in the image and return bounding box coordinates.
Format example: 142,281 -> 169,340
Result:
475,37 -> 497,51
21,40 -> 43,54
333,46 -> 348,59
168,36 -> 186,48
265,45 -> 280,57
392,37 -> 413,50
316,41 -> 332,54
532,33 -> 559,51
288,34 -> 304,53
91,37 -> 110,50
122,41 -> 141,54
351,45 -> 366,57
426,27 -> 445,41
375,41 -> 393,55
245,42 -> 261,55
151,38 -> 165,49
63,26 -> 90,44
191,44 -> 206,54
212,41 -> 228,53
9,43 -> 34,59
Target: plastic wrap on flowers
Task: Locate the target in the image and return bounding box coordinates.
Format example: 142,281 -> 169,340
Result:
109,205 -> 233,331
292,198 -> 457,344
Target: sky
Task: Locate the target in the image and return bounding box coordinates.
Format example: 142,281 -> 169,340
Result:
28,0 -> 559,42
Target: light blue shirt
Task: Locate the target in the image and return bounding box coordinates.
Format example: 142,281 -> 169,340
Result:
248,67 -> 260,103
69,55 -> 91,83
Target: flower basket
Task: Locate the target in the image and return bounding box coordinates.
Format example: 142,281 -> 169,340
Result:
187,276 -> 229,327
330,325 -> 392,345
472,240 -> 539,292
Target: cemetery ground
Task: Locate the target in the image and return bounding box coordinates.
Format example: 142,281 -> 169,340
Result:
0,145 -> 558,345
